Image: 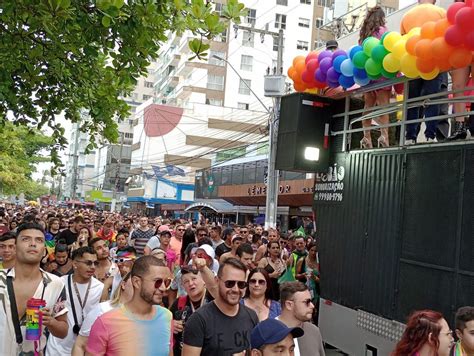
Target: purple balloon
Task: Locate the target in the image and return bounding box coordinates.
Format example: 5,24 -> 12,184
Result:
318,50 -> 333,63
314,68 -> 327,82
328,80 -> 340,88
327,67 -> 340,83
319,57 -> 333,74
332,49 -> 347,61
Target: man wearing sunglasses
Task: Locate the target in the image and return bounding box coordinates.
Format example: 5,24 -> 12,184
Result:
277,282 -> 325,356
86,256 -> 173,356
46,246 -> 103,355
183,258 -> 259,355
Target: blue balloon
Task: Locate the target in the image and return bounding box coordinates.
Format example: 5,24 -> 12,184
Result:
339,75 -> 355,89
340,59 -> 354,77
353,67 -> 368,79
349,45 -> 363,60
354,75 -> 371,86
333,55 -> 348,74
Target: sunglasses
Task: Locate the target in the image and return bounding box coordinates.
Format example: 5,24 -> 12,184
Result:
139,276 -> 173,289
177,229 -> 185,232
249,279 -> 266,286
198,233 -> 207,237
76,260 -> 100,267
292,298 -> 313,307
114,257 -> 133,263
223,280 -> 248,289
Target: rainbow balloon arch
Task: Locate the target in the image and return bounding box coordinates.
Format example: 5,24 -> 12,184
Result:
288,1 -> 474,92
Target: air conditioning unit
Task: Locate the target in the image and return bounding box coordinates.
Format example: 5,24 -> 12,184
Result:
264,75 -> 286,97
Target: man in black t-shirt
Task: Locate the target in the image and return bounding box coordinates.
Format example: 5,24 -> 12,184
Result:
183,258 -> 258,355
56,216 -> 84,246
214,227 -> 233,259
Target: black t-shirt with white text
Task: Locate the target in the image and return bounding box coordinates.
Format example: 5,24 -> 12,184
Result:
215,242 -> 231,258
183,301 -> 258,355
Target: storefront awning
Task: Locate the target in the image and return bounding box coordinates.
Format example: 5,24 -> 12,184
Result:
185,199 -> 236,213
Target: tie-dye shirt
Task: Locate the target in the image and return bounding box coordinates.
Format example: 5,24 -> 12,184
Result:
87,304 -> 173,356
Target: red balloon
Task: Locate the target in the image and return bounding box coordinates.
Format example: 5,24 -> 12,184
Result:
306,59 -> 319,73
447,2 -> 466,24
455,7 -> 474,31
314,80 -> 326,89
465,32 -> 474,51
449,47 -> 472,69
301,70 -> 314,83
445,25 -> 465,47
466,0 -> 473,6
305,51 -> 319,64
416,57 -> 437,73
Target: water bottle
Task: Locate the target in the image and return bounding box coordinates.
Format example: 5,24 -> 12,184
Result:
25,298 -> 46,341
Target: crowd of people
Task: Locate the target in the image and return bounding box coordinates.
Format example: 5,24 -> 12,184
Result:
0,205 -> 472,355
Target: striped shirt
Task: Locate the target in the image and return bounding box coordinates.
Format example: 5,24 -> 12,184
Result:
130,228 -> 155,256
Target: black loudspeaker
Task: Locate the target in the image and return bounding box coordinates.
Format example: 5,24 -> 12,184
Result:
276,93 -> 334,172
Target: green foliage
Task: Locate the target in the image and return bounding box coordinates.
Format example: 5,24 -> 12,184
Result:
0,122 -> 53,195
0,0 -> 246,167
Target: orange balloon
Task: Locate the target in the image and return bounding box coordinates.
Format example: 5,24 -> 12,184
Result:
434,19 -> 450,37
416,57 -> 437,73
293,56 -> 306,67
414,39 -> 433,60
294,82 -> 306,92
406,35 -> 420,56
431,37 -> 454,59
420,21 -> 437,39
449,47 -> 473,69
295,60 -> 306,75
436,56 -> 452,71
287,66 -> 297,79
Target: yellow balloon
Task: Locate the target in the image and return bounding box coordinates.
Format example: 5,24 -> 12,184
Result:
407,27 -> 421,38
419,67 -> 440,80
383,32 -> 402,52
392,39 -> 407,59
400,54 -> 419,78
383,53 -> 401,72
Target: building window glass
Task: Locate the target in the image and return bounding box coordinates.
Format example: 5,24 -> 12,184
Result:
238,79 -> 251,95
206,98 -> 223,106
209,51 -> 225,66
144,81 -> 154,88
276,0 -> 288,5
300,0 -> 311,3
297,40 -> 309,51
207,74 -> 224,91
242,30 -> 254,47
298,18 -> 310,28
237,102 -> 249,110
143,94 -> 152,100
275,14 -> 286,29
246,8 -> 257,26
315,17 -> 324,28
240,55 -> 253,71
214,3 -> 223,15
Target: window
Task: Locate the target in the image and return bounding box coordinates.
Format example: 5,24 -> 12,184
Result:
276,0 -> 288,5
314,39 -> 325,49
297,40 -> 309,51
240,55 -> 253,71
144,81 -> 154,88
242,30 -> 254,47
300,0 -> 311,3
246,9 -> 256,26
318,0 -> 333,6
273,36 -> 280,51
315,17 -> 324,28
275,14 -> 286,30
216,28 -> 227,43
298,18 -> 310,28
238,102 -> 249,110
124,132 -> 133,138
381,6 -> 396,15
209,51 -> 225,66
143,94 -> 152,100
239,79 -> 251,95
214,3 -> 223,15
206,98 -> 223,106
207,74 -> 224,91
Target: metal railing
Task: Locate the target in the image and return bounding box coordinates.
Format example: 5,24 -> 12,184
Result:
327,75 -> 474,152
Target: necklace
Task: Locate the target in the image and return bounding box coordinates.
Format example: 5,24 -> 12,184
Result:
73,278 -> 92,323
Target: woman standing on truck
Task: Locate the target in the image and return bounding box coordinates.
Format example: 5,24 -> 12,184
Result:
392,309 -> 454,356
359,6 -> 391,149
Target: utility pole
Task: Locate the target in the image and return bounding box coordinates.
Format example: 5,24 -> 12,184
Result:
111,133 -> 124,212
71,122 -> 80,205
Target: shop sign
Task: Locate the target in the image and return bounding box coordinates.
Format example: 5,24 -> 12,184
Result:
247,184 -> 292,196
314,163 -> 345,202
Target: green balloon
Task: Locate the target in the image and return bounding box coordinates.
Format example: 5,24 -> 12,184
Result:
363,37 -> 380,57
367,73 -> 382,80
371,45 -> 389,63
365,58 -> 382,76
381,68 -> 397,78
353,51 -> 369,69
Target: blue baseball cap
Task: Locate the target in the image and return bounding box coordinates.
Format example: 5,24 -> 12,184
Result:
251,319 -> 304,349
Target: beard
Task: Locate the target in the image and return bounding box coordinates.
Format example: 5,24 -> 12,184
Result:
140,287 -> 162,305
219,287 -> 241,306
